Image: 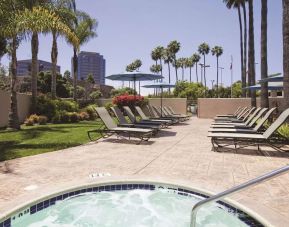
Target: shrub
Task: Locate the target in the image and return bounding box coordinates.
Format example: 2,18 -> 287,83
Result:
24,118 -> 34,126
55,100 -> 79,112
79,111 -> 90,121
69,112 -> 79,123
89,90 -> 101,101
83,104 -> 97,120
38,116 -> 48,125
51,112 -> 61,124
104,102 -> 114,115
36,95 -> 57,120
112,94 -> 146,112
29,114 -> 39,123
59,111 -> 70,123
278,123 -> 289,139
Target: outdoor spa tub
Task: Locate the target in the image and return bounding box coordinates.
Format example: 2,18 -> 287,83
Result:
0,181 -> 267,227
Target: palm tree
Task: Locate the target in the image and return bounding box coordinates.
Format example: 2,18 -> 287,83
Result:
151,49 -> 158,66
211,46 -> 224,97
283,0 -> 289,108
248,0 -> 256,107
154,46 -> 164,78
198,43 -> 210,88
167,40 -> 181,82
260,0 -> 269,108
21,0 -> 48,113
178,57 -> 187,81
69,11 -> 97,101
192,53 -> 201,83
162,48 -> 173,84
185,57 -> 194,83
49,0 -> 76,99
0,2 -> 79,130
223,0 -> 247,97
242,1 -> 248,97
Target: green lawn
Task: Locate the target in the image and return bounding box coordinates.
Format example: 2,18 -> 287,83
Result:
0,120 -> 102,161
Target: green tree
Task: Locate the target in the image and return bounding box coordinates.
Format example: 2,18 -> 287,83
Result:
248,0 -> 256,106
63,70 -> 71,79
69,8 -> 97,101
48,0 -> 76,100
192,53 -> 201,83
150,64 -> 162,74
283,0 -> 289,108
211,46 -> 224,97
260,0 -> 269,108
198,43 -> 210,88
162,48 -> 173,84
87,73 -> 95,84
167,40 -> 181,82
174,81 -> 206,100
178,57 -> 187,81
185,57 -> 194,83
0,2 -> 78,129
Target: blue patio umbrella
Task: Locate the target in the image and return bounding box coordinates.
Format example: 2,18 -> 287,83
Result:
259,73 -> 283,83
106,72 -> 163,96
143,83 -> 175,117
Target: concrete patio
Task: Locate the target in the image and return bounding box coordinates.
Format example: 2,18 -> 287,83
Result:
0,117 -> 288,226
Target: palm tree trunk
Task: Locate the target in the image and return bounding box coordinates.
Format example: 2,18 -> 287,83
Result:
168,62 -> 171,93
8,36 -> 20,130
31,32 -> 38,113
174,59 -> 178,82
182,67 -> 184,80
189,67 -> 192,82
242,3 -> 248,97
51,31 -> 58,99
283,0 -> 289,108
216,56 -> 219,97
248,0 -> 257,107
160,59 -> 163,82
196,64 -> 199,83
238,6 -> 245,97
73,47 -> 78,101
203,55 -> 207,88
261,0 -> 269,108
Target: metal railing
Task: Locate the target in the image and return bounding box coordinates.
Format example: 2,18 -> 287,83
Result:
190,164 -> 289,227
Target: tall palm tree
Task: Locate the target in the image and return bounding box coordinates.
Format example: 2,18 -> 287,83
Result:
162,48 -> 173,84
49,0 -> 76,99
185,57 -> 194,83
242,1 -> 248,97
167,40 -> 181,82
69,11 -> 97,101
248,0 -> 256,107
223,0 -> 247,97
260,0 -> 269,108
211,46 -> 224,97
178,57 -> 187,81
22,0 -> 49,113
192,53 -> 201,83
0,2 -> 78,130
198,42 -> 210,88
154,46 -> 164,78
283,0 -> 289,108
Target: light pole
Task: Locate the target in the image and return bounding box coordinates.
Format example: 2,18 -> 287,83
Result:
211,80 -> 215,89
199,63 -> 204,85
218,67 -> 224,87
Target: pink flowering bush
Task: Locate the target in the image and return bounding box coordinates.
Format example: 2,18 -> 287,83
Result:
112,93 -> 147,111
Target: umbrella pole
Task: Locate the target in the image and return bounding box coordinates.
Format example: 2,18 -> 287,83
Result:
161,87 -> 163,117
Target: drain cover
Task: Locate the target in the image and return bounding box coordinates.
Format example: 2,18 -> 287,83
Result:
89,172 -> 111,179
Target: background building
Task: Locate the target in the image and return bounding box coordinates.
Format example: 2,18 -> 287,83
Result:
73,51 -> 105,85
17,59 -> 61,77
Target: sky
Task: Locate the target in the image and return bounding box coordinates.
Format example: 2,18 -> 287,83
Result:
0,0 -> 283,95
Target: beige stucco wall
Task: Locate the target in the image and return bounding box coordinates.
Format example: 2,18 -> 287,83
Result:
0,90 -> 31,127
148,98 -> 187,114
198,97 -> 286,118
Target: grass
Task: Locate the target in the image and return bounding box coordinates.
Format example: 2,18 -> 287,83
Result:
0,120 -> 102,161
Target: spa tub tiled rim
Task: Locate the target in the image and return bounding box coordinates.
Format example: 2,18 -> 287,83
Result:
0,179 -> 272,227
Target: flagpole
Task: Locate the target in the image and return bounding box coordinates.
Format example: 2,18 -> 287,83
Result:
230,55 -> 233,98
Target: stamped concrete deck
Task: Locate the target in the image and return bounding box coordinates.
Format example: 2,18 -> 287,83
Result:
0,117 -> 289,226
